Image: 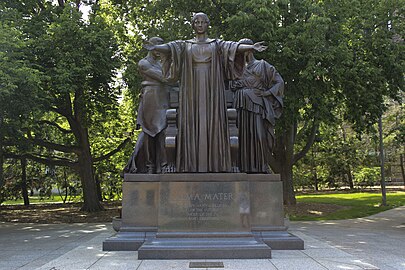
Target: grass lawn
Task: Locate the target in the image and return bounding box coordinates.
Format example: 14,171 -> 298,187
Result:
2,191 -> 404,223
288,191 -> 405,221
1,195 -> 80,205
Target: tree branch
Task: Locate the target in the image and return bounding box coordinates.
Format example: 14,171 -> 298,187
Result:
50,93 -> 74,118
4,152 -> 77,169
50,106 -> 66,118
293,119 -> 319,164
37,0 -> 46,11
36,120 -> 73,134
295,121 -> 309,141
27,134 -> 81,154
58,0 -> 65,7
93,138 -> 131,162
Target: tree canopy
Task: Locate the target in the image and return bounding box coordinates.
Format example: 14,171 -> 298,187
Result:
0,0 -> 403,209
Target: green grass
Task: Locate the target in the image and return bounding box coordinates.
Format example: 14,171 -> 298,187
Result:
1,195 -> 81,205
3,191 -> 404,222
289,191 -> 405,221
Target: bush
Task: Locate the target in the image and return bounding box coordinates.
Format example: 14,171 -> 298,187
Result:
353,167 -> 380,187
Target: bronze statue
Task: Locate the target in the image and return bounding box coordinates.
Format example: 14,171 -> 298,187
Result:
145,12 -> 267,173
232,38 -> 284,173
124,37 -> 169,174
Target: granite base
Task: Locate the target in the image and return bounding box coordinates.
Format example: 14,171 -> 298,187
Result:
103,173 -> 304,258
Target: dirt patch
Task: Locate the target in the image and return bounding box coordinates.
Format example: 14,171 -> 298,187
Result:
0,201 -> 121,224
285,202 -> 350,218
0,201 -> 348,223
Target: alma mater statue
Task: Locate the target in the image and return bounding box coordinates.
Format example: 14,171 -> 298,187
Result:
232,38 -> 284,173
145,12 -> 267,173
124,37 -> 169,174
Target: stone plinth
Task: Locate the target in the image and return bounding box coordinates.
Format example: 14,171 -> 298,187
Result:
103,173 -> 303,258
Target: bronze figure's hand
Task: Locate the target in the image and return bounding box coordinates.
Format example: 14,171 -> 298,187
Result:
143,43 -> 155,51
253,41 -> 267,52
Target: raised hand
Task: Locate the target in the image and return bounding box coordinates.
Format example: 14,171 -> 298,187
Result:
253,41 -> 267,52
143,43 -> 155,51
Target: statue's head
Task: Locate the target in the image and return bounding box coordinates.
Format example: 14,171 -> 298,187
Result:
191,12 -> 210,33
239,38 -> 254,45
148,37 -> 164,46
147,37 -> 164,57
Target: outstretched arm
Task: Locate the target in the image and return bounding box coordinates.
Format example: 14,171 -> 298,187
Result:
238,41 -> 267,53
143,43 -> 171,53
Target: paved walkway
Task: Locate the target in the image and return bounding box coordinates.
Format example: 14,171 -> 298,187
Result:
0,206 -> 404,270
291,206 -> 405,270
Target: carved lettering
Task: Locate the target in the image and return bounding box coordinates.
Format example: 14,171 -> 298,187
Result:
186,193 -> 233,201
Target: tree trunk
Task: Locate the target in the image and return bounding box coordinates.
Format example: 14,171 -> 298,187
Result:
63,169 -> 68,203
314,170 -> 318,191
77,127 -> 103,212
347,165 -> 354,189
95,171 -> 103,201
400,153 -> 405,187
0,116 -> 4,188
279,124 -> 297,205
0,137 -> 3,189
378,116 -> 387,206
20,158 -> 30,206
341,124 -> 354,189
281,162 -> 297,205
311,147 -> 318,191
65,87 -> 103,212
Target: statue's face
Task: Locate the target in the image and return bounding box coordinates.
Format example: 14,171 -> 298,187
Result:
193,16 -> 208,34
151,39 -> 163,58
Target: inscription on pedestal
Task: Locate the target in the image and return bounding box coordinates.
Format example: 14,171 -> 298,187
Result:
186,192 -> 233,225
159,181 -> 250,232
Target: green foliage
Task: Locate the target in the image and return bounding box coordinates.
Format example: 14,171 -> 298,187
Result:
0,6 -> 42,123
291,191 -> 405,221
353,167 -> 380,187
1,0 -> 403,206
91,90 -> 138,201
0,1 -> 128,211
294,100 -> 404,191
34,4 -> 120,125
1,195 -> 82,205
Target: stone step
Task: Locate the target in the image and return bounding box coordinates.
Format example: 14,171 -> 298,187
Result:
138,236 -> 271,259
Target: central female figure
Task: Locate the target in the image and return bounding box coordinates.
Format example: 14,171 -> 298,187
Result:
147,12 -> 266,172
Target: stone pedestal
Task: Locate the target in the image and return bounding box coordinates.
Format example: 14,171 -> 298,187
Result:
103,173 -> 303,259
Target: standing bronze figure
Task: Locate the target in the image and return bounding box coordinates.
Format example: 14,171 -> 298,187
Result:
232,38 -> 284,173
124,37 -> 169,174
145,13 -> 267,173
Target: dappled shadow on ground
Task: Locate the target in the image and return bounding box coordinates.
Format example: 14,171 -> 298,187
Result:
292,206 -> 405,232
285,202 -> 350,219
0,201 -> 121,223
1,201 -> 352,224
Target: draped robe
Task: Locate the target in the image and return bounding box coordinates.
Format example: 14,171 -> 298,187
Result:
233,59 -> 284,173
123,57 -> 169,174
162,39 -> 244,172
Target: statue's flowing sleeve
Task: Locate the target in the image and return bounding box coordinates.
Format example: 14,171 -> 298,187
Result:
161,41 -> 184,82
219,41 -> 245,80
254,60 -> 284,119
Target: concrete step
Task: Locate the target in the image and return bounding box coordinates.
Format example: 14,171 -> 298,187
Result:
138,235 -> 271,259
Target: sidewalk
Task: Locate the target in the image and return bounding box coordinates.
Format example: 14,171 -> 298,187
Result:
1,206 -> 404,270
291,206 -> 405,270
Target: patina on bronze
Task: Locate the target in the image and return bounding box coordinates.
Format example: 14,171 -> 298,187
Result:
232,38 -> 284,173
144,12 -> 267,173
123,37 -> 169,174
